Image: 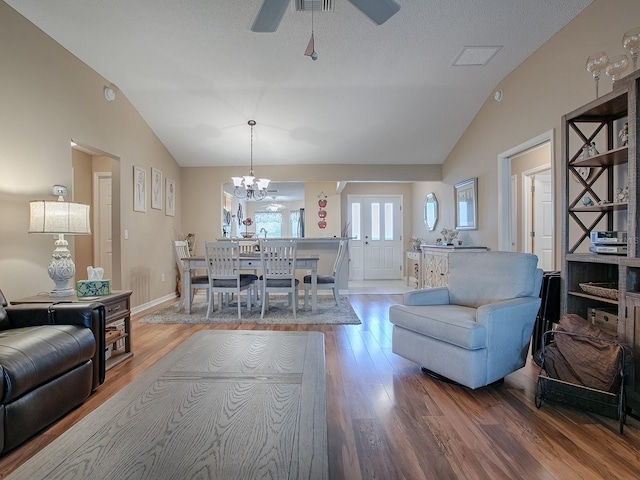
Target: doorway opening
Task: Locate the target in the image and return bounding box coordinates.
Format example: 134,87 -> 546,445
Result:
71,141 -> 122,289
497,130 -> 555,270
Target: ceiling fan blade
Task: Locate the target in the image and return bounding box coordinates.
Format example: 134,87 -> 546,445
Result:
251,0 -> 289,32
347,0 -> 400,25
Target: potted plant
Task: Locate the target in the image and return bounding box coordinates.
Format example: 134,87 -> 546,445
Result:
440,228 -> 458,245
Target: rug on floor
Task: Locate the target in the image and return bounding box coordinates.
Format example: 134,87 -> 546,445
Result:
139,295 -> 360,325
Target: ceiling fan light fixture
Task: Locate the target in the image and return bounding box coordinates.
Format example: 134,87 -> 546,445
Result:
303,0 -> 318,60
304,33 -> 317,60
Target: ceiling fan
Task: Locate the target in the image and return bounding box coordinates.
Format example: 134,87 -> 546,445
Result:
264,196 -> 286,211
251,0 -> 400,33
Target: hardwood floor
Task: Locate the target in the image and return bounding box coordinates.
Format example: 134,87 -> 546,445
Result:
1,294 -> 639,479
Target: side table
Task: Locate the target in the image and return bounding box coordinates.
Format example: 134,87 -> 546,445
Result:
406,250 -> 423,289
11,290 -> 133,370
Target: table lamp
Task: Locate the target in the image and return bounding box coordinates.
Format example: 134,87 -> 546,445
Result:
29,185 -> 91,296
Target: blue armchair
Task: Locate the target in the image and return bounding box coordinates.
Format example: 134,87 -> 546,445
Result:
390,251 -> 543,389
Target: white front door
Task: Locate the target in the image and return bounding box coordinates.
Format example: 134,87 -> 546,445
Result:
348,195 -> 403,280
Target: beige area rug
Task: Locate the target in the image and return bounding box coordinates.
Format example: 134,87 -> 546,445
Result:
9,331 -> 328,479
139,295 -> 360,325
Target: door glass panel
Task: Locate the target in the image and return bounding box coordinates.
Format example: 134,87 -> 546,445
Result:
371,202 -> 380,240
384,202 -> 393,240
351,202 -> 361,240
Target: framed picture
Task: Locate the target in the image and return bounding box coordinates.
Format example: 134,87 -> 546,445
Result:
151,167 -> 163,209
165,178 -> 175,217
454,177 -> 477,230
133,166 -> 147,212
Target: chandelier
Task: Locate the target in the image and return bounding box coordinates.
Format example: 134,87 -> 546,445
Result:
231,120 -> 270,201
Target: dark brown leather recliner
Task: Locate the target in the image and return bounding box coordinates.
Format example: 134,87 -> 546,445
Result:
0,289 -> 105,454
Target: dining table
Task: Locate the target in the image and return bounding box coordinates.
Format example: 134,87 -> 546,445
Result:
180,254 -> 319,314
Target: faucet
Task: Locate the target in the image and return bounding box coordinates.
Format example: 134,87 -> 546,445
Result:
260,228 -> 267,238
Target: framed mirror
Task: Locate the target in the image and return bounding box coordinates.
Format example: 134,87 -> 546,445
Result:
454,177 -> 477,230
423,192 -> 438,231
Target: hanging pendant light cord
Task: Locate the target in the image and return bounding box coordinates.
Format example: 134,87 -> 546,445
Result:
249,119 -> 255,175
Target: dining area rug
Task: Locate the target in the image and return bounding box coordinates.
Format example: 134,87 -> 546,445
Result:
139,295 -> 360,325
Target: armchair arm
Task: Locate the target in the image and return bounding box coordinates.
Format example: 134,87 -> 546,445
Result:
403,287 -> 450,306
6,302 -> 106,389
50,303 -> 106,389
476,296 -> 542,381
3,303 -> 51,327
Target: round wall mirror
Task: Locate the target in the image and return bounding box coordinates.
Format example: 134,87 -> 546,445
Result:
424,192 -> 438,231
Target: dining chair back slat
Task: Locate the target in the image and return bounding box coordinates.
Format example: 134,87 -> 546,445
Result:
173,240 -> 209,306
204,241 -> 256,320
304,239 -> 348,308
259,239 -> 299,319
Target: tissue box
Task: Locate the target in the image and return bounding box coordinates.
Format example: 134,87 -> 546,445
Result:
76,280 -> 111,297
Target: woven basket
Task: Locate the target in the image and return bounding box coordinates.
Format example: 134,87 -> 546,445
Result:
579,282 -> 619,300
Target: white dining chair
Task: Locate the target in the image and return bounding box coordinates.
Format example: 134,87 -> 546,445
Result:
259,239 -> 299,319
304,239 -> 348,309
204,241 -> 257,320
173,240 -> 209,307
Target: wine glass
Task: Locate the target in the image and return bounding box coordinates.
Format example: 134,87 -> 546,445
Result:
623,27 -> 640,70
605,55 -> 629,86
586,52 -> 608,98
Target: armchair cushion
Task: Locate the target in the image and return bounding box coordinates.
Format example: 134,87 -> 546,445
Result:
448,252 -> 540,308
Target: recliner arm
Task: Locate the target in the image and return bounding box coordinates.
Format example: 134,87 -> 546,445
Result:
6,302 -> 106,389
3,303 -> 51,327
403,287 -> 450,306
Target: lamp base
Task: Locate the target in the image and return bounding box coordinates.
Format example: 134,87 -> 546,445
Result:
49,287 -> 76,297
48,235 -> 76,298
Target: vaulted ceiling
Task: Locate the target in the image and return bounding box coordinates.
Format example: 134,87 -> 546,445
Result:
6,1 -> 593,168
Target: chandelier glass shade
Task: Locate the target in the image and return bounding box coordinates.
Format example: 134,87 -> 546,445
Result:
232,120 -> 270,201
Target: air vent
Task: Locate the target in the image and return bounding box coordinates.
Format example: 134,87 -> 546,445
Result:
295,0 -> 335,12
452,46 -> 502,66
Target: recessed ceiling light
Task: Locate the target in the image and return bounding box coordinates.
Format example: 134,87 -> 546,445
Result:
452,46 -> 502,66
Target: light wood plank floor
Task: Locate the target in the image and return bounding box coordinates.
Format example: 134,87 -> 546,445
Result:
1,294 -> 639,479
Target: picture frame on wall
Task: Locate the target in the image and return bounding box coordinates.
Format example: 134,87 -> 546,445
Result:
454,177 -> 477,230
133,166 -> 147,212
151,167 -> 163,209
165,178 -> 175,216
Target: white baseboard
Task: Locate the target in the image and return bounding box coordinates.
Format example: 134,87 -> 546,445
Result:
131,292 -> 178,316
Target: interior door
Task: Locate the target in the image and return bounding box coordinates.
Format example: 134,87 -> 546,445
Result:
348,195 -> 402,280
532,172 -> 553,271
93,172 -> 113,280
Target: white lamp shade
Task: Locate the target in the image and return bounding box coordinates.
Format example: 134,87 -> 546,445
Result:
231,176 -> 244,188
29,200 -> 91,235
257,178 -> 271,189
243,175 -> 255,186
